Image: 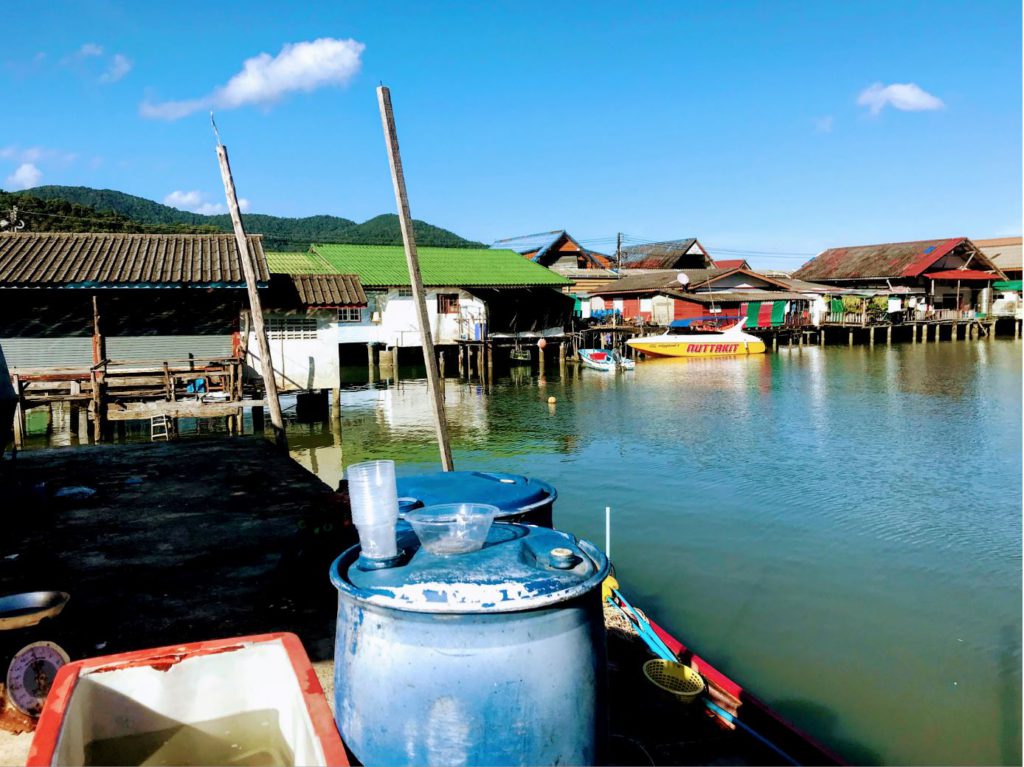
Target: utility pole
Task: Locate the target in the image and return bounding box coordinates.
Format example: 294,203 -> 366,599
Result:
377,85 -> 454,471
616,232 -> 622,271
212,123 -> 287,450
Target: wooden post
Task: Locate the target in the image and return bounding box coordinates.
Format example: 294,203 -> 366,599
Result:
92,295 -> 106,365
215,140 -> 287,450
458,345 -> 464,377
11,375 -> 24,449
439,351 -> 446,379
848,330 -> 853,347
934,323 -> 940,342
378,85 -> 453,470
772,335 -> 778,351
558,341 -> 566,373
332,387 -> 342,420
819,327 -> 825,346
90,370 -> 103,442
886,325 -> 892,346
869,326 -> 875,348
69,381 -> 80,442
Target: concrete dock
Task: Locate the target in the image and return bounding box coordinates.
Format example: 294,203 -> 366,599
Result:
0,438 -> 354,760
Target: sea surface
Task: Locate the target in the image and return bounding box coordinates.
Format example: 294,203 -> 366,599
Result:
286,340 -> 1022,766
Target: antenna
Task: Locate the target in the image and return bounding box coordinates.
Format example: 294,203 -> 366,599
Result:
676,272 -> 690,287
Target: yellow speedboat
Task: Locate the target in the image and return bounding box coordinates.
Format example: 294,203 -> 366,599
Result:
627,317 -> 766,358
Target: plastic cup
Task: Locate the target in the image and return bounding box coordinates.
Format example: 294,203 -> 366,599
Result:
346,460 -> 399,560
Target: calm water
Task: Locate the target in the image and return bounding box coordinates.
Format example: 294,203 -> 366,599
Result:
287,340 -> 1022,766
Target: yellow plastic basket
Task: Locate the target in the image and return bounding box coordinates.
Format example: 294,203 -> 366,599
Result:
642,659 -> 706,703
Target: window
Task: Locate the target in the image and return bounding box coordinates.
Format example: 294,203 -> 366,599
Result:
338,307 -> 362,323
266,318 -> 317,339
437,293 -> 460,314
397,287 -> 413,297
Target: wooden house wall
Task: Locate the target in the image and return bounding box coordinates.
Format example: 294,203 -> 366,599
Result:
0,289 -> 245,370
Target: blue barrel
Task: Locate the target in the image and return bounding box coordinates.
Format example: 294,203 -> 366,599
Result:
330,524 -> 608,766
395,471 -> 557,527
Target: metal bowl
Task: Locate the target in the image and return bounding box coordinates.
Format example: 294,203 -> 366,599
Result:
0,591 -> 70,631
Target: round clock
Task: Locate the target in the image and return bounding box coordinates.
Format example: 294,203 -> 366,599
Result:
5,641 -> 70,716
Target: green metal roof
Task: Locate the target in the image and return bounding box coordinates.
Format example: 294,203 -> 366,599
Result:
309,244 -> 571,288
994,280 -> 1022,291
265,251 -> 334,274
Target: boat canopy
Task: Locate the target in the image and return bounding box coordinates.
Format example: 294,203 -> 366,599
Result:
668,317 -> 730,328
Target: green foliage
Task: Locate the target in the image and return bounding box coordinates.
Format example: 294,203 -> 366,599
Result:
12,186 -> 485,249
0,189 -> 220,235
842,296 -> 864,311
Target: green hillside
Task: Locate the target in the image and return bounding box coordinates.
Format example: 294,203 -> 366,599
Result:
13,186 -> 484,249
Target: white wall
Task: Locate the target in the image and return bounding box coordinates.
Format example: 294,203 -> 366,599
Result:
247,289 -> 489,391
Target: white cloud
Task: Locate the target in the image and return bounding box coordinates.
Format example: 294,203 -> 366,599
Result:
99,53 -> 132,83
1,146 -> 76,164
6,163 -> 42,190
857,82 -> 944,115
814,116 -> 834,133
79,43 -> 104,57
164,190 -> 203,208
164,190 -> 251,216
140,37 -> 365,120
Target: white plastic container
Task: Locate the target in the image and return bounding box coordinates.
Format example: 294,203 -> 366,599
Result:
28,633 -> 347,767
404,503 -> 498,555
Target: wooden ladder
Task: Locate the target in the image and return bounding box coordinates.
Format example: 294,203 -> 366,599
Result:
150,415 -> 173,442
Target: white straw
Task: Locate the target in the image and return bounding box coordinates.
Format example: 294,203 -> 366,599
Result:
605,506 -> 611,559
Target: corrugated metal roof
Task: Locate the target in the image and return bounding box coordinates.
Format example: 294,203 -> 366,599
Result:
0,232 -> 268,286
592,268 -> 731,295
310,244 -> 571,288
975,237 -> 1022,271
618,239 -> 711,269
674,290 -> 812,304
713,258 -> 750,270
792,238 -> 1001,281
490,230 -> 566,257
290,274 -> 366,306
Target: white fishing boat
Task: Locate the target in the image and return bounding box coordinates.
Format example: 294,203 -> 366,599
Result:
627,317 -> 766,358
578,349 -> 636,371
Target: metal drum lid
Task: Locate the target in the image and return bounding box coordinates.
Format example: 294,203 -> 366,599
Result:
395,471 -> 556,516
334,524 -> 607,614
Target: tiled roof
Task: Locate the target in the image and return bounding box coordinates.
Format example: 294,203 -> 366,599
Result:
265,250 -> 334,274
290,274 -> 366,307
309,244 -> 571,288
0,232 -> 268,287
793,238 -> 1001,281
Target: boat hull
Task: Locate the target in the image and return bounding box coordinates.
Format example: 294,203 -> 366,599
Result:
628,338 -> 766,358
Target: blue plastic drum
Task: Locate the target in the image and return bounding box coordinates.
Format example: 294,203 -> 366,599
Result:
396,471 -> 557,527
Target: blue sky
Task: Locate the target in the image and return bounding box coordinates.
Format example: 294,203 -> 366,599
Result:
3,1 -> 1020,269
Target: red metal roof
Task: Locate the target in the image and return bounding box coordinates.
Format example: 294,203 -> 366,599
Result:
923,269 -> 1000,281
794,238 -> 976,281
712,259 -> 750,270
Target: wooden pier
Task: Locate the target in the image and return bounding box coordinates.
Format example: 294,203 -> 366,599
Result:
9,356 -> 263,447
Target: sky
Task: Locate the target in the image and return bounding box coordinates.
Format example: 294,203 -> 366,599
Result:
3,1 -> 1021,270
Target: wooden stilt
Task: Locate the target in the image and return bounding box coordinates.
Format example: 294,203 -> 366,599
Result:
820,328 -> 825,346
377,85 -> 453,470
11,375 -> 24,449
848,330 -> 853,347
216,142 -> 286,450
886,326 -> 892,346
869,327 -> 875,348
934,324 -> 940,342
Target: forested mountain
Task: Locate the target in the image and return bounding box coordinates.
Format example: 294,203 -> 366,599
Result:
7,186 -> 484,249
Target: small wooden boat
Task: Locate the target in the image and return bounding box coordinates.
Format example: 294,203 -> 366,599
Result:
605,589 -> 845,766
578,349 -> 636,372
627,317 -> 766,358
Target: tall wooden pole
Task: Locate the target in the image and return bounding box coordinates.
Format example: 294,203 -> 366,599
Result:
377,85 -> 454,471
214,140 -> 287,450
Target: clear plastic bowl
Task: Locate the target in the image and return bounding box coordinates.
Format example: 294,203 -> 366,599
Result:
405,503 -> 498,555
